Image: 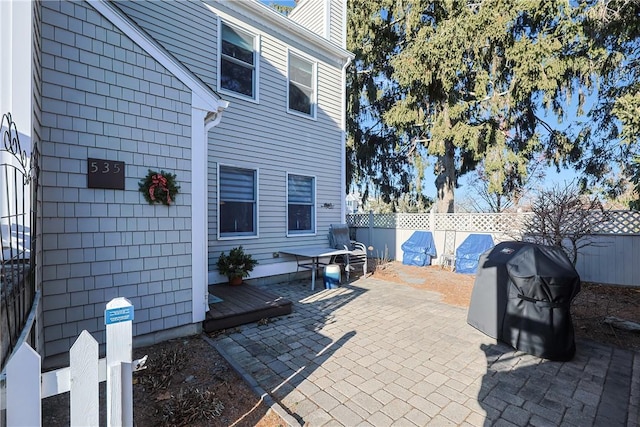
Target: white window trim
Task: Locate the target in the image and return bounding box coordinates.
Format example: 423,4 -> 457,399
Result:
217,164 -> 260,240
286,172 -> 317,237
217,18 -> 260,104
286,49 -> 317,120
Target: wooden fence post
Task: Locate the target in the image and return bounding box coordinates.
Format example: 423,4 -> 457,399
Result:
70,330 -> 99,427
6,343 -> 40,426
3,298 -> 140,427
105,297 -> 134,427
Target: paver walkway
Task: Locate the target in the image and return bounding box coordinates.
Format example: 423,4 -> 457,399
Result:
211,276 -> 640,426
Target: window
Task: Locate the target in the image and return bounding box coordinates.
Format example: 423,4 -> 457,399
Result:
219,166 -> 258,238
288,52 -> 315,117
287,174 -> 315,235
220,22 -> 256,98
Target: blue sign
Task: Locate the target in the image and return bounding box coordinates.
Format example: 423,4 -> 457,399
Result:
105,306 -> 134,325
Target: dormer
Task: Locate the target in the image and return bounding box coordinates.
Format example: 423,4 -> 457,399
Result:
288,0 -> 346,49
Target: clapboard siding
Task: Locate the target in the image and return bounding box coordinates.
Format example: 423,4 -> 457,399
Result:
206,117 -> 345,270
289,0 -> 327,38
113,0 -> 349,282
329,0 -> 344,47
289,0 -> 345,47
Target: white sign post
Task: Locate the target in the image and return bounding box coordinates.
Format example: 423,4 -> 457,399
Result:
105,297 -> 134,427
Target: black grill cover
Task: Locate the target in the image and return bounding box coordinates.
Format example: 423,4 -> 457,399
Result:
467,241 -> 581,361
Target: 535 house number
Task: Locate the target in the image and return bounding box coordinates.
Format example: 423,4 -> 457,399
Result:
87,158 -> 125,190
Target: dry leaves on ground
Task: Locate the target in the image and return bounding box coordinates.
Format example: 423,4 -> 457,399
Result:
131,336 -> 286,427
42,335 -> 288,427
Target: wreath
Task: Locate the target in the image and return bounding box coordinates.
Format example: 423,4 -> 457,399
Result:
139,169 -> 180,206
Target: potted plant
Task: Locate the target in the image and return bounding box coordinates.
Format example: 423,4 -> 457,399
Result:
216,246 -> 258,285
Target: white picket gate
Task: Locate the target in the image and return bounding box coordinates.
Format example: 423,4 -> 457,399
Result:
1,297 -> 146,427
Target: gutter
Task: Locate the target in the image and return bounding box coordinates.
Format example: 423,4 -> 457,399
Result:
212,0 -> 353,64
340,55 -> 353,220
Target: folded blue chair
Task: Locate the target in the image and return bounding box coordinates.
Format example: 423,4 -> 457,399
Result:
401,231 -> 437,266
455,234 -> 494,274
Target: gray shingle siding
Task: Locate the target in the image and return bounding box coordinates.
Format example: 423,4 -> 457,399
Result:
40,0 -> 193,358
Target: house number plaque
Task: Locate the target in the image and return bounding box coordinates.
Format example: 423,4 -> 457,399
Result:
87,158 -> 125,190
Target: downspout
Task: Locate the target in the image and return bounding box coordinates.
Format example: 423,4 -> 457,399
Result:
192,104 -> 227,323
340,56 -> 352,221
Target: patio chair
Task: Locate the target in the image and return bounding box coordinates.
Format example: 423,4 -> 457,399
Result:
328,224 -> 368,281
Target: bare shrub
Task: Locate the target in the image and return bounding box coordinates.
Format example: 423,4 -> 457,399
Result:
523,183 -> 610,265
158,387 -> 225,427
137,346 -> 188,391
373,244 -> 391,272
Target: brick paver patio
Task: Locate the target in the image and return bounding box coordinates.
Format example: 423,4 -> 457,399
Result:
211,276 -> 639,426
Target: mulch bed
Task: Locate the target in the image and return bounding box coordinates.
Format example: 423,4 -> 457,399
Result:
373,262 -> 640,352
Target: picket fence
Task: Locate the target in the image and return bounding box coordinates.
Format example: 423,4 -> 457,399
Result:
1,297 -> 146,427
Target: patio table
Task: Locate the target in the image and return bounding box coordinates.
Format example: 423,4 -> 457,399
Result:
280,246 -> 351,290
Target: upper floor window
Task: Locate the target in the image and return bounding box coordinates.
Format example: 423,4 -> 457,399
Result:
219,165 -> 258,238
288,52 -> 316,118
287,174 -> 315,235
220,22 -> 257,99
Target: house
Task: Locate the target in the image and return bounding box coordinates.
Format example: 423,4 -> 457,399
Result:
2,0 -> 352,365
346,191 -> 362,214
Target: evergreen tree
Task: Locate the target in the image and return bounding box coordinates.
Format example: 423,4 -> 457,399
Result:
462,154 -> 546,212
577,1 -> 640,206
346,0 -> 416,207
347,0 -> 594,212
269,3 -> 294,16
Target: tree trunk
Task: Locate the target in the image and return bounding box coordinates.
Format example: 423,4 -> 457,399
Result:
435,141 -> 456,213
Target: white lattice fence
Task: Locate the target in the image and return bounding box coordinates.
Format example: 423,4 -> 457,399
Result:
348,213 -> 433,229
590,210 -> 640,234
433,212 -> 531,232
347,210 -> 640,286
348,212 -> 531,232
397,213 -> 431,229
347,214 -> 369,228
347,210 -> 640,235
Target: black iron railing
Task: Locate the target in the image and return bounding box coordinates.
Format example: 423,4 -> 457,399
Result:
1,112 -> 40,369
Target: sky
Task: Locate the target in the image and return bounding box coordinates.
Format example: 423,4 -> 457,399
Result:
264,0 -> 297,7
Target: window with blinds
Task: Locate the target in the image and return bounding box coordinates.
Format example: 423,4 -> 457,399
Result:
219,166 -> 257,238
287,174 -> 315,235
220,22 -> 256,98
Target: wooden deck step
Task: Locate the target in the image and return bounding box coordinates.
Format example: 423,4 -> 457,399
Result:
203,284 -> 292,332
